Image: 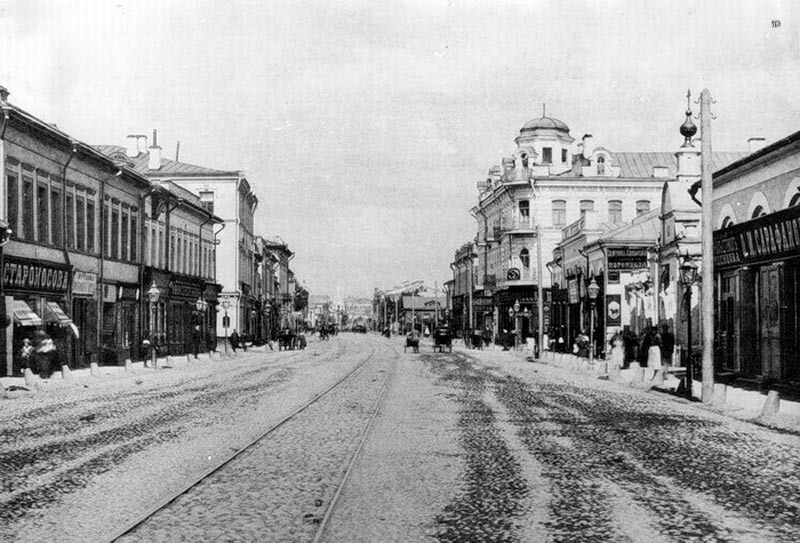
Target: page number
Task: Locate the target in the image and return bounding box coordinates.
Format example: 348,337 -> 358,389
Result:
772,20 -> 781,28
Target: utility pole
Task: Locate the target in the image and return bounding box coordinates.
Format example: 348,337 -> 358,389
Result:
700,88 -> 715,403
537,223 -> 544,356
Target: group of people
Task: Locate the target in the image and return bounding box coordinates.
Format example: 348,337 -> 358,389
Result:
19,331 -> 59,378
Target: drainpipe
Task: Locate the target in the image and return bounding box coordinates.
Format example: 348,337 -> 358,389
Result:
0,94 -> 10,376
61,143 -> 78,367
138,184 -> 159,353
96,168 -> 123,366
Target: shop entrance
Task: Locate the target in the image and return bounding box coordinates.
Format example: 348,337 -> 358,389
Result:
759,264 -> 782,379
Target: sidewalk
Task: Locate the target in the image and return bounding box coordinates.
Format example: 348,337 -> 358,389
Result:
530,348 -> 800,435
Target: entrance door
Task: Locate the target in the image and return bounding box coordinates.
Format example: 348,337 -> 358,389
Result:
759,265 -> 782,379
718,273 -> 738,372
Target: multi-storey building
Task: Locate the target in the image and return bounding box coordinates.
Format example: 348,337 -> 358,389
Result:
100,133 -> 258,343
449,242 -> 477,337
263,237 -> 294,329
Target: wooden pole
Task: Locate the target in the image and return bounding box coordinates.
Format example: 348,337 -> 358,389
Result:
700,89 -> 715,402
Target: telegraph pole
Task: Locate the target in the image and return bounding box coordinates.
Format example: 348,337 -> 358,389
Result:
700,88 -> 715,403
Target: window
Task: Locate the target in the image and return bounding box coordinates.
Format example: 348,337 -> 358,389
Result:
37,183 -> 49,242
87,199 -> 95,253
752,206 -> 766,219
7,173 -> 18,238
518,200 -> 530,221
76,195 -> 86,251
111,209 -> 120,259
596,156 -> 606,175
158,230 -> 164,268
130,216 -> 138,262
721,216 -> 735,229
66,193 -> 74,249
580,200 -> 594,217
542,147 -> 552,164
121,211 -> 129,260
636,200 -> 650,216
200,191 -> 215,215
552,200 -> 566,226
22,173 -> 34,240
561,149 -> 568,164
150,227 -> 157,266
51,189 -> 62,246
791,193 -> 800,207
520,248 -> 530,268
609,200 -> 622,223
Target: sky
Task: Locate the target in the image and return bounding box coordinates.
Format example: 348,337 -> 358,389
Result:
1,0 -> 799,298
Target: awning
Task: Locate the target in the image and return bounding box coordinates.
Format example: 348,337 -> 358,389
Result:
13,300 -> 43,327
45,302 -> 73,325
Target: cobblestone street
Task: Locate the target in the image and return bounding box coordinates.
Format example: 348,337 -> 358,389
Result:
2,334 -> 799,542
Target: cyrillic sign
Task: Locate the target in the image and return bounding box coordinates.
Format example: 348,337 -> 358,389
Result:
714,205 -> 800,268
3,257 -> 70,294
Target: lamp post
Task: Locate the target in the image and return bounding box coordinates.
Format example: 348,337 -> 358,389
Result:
587,277 -> 600,364
512,299 -> 521,350
680,255 -> 698,399
264,300 -> 272,343
146,281 -> 161,369
522,307 -> 531,353
195,296 -> 208,357
221,299 -> 230,356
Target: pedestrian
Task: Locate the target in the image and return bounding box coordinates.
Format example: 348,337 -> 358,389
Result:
20,338 -> 34,373
574,330 -> 590,358
640,326 -> 662,369
192,325 -> 201,359
229,329 -> 240,353
610,330 -> 624,371
660,324 -> 675,369
35,334 -> 57,378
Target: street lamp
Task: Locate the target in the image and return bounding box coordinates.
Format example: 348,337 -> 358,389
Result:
221,299 -> 230,356
512,299 -> 521,349
195,296 -> 208,357
587,277 -> 600,364
146,281 -> 161,369
680,254 -> 698,399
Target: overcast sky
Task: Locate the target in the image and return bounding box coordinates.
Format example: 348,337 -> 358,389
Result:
1,1 -> 798,298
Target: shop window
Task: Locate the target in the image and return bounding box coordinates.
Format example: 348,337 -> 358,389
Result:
580,200 -> 594,217
7,172 -> 18,238
609,200 -> 622,223
552,200 -> 566,226
636,200 -> 650,216
66,193 -> 75,249
76,195 -> 86,251
87,199 -> 96,253
51,188 -> 62,246
542,147 -> 552,164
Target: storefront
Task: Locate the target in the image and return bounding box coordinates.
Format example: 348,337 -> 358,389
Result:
3,256 -> 74,375
169,274 -> 203,355
71,270 -> 98,368
713,205 -> 800,385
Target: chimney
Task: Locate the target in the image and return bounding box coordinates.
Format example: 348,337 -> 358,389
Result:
148,129 -> 162,170
582,134 -> 594,158
652,166 -> 669,178
0,86 -> 9,104
748,137 -> 766,154
126,135 -> 140,157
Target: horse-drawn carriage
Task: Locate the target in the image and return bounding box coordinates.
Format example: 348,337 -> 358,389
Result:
433,327 -> 452,353
278,329 -> 306,351
404,331 -> 420,353
468,330 -> 484,350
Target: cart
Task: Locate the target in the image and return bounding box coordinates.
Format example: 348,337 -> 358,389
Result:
405,332 -> 420,353
433,327 -> 452,353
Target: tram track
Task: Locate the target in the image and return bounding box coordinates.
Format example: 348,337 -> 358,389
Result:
106,338 -> 397,542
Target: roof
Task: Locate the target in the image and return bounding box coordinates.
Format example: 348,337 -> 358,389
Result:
401,295 -> 441,310
598,209 -> 661,244
714,128 -> 800,180
521,116 -> 570,133
558,151 -> 747,179
94,145 -> 240,177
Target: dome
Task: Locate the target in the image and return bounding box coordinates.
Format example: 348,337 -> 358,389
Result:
520,116 -> 570,133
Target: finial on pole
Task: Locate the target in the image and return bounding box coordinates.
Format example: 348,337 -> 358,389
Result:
542,103 -> 546,117
680,89 -> 697,146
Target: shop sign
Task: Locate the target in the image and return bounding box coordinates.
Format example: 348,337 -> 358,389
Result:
713,205 -> 800,268
3,257 -> 70,294
568,278 -> 579,304
607,248 -> 649,270
507,267 -> 520,280
606,294 -> 621,326
170,279 -> 202,300
73,271 -> 97,297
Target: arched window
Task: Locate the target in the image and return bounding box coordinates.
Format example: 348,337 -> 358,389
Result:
636,200 -> 650,216
596,156 -> 606,175
552,200 -> 566,226
518,200 -> 530,221
790,192 -> 800,207
751,205 -> 766,219
521,153 -> 528,169
721,216 -> 735,229
609,200 -> 622,223
520,248 -> 530,269
580,200 -> 594,217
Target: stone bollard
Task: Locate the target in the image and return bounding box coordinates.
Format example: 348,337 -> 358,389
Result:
761,390 -> 780,416
125,358 -> 133,372
61,365 -> 75,382
597,362 -> 608,376
609,364 -> 621,380
630,362 -> 644,383
186,354 -> 192,364
167,355 -> 173,367
712,383 -> 727,405
651,369 -> 665,388
90,362 -> 100,376
24,368 -> 39,388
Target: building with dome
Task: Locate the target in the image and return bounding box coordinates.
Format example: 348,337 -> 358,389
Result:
467,108 -> 744,351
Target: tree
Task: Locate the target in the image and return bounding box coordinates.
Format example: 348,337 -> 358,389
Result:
294,285 -> 309,312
